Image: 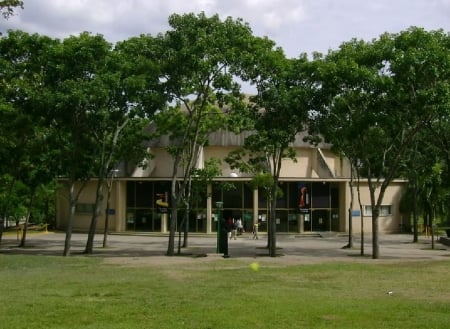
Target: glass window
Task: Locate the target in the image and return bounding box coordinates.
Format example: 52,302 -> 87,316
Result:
212,182 -> 222,204
275,183 -> 287,208
155,181 -> 170,208
135,182 -> 152,207
126,182 -> 135,207
223,183 -> 242,209
75,203 -> 95,214
288,182 -> 299,209
312,182 -> 330,208
330,185 -> 339,208
364,205 -> 392,217
297,182 -> 311,211
243,183 -> 253,208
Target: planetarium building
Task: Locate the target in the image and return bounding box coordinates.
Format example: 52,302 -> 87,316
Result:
56,129 -> 407,235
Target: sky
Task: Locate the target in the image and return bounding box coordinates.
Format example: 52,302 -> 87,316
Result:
1,0 -> 450,58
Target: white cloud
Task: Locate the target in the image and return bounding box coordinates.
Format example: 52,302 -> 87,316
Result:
1,0 -> 450,57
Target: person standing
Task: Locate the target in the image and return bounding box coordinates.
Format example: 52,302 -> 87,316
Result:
236,218 -> 244,235
226,217 -> 233,240
252,222 -> 259,240
231,219 -> 237,240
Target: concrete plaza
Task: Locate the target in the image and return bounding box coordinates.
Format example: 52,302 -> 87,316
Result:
1,231 -> 450,266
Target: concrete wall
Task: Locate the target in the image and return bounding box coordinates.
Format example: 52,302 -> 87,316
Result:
347,180 -> 406,233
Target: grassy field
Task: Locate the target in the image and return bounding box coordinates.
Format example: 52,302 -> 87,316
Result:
0,254 -> 449,329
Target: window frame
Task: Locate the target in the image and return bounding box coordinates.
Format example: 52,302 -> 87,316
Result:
363,205 -> 392,217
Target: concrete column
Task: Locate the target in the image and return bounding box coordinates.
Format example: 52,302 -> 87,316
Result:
161,213 -> 168,233
114,180 -> 126,232
298,214 -> 304,233
253,188 -> 258,224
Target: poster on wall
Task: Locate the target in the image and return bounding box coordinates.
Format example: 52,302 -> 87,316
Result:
156,192 -> 169,213
298,182 -> 310,213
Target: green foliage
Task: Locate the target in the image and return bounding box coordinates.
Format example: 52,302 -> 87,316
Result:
113,35 -> 166,118
2,14 -> 450,257
0,0 -> 22,19
309,27 -> 450,257
146,12 -> 278,254
190,158 -> 222,209
249,172 -> 283,202
0,175 -> 26,223
227,52 -> 315,256
313,28 -> 450,194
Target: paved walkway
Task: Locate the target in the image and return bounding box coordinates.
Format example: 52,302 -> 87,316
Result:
1,231 -> 450,265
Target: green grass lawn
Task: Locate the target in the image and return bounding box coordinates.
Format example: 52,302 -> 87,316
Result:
1,254 -> 449,329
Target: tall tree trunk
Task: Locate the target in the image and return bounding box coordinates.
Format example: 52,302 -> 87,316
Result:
167,177 -> 178,256
269,194 -> 277,257
19,191 -> 35,248
178,211 -> 188,255
430,207 -> 435,250
346,176 -> 354,248
182,210 -> 189,248
360,205 -> 364,256
369,181 -> 388,259
412,185 -> 419,243
63,179 -> 88,256
63,182 -> 76,256
356,171 -> 364,255
85,178 -> 104,254
167,207 -> 177,256
372,214 -> 379,259
102,176 -> 114,248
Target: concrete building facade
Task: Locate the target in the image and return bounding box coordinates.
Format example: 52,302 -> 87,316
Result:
56,130 -> 407,234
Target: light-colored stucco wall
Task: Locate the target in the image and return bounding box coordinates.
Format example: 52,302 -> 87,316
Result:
56,180 -> 120,232
55,140 -> 407,234
347,180 -> 406,233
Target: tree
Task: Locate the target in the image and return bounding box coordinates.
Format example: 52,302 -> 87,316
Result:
306,50 -> 373,253
423,116 -> 450,227
0,30 -> 57,245
0,0 -> 23,19
152,12 -> 268,256
40,32 -> 121,256
400,115 -> 450,242
387,27 -> 450,248
177,158 -> 222,253
227,54 -> 314,257
83,35 -> 164,254
313,27 -> 450,258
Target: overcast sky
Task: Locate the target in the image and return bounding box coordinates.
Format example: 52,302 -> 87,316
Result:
1,0 -> 450,58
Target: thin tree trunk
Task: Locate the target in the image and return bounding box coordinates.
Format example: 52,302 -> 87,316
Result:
167,208 -> 177,256
178,211 -> 188,255
167,181 -> 178,256
85,178 -> 104,254
372,208 -> 380,259
269,196 -> 277,257
346,169 -> 354,248
356,174 -> 364,256
182,211 -> 189,248
64,179 -> 88,256
360,206 -> 364,256
63,182 -> 76,256
102,176 -> 114,248
412,186 -> 419,243
431,207 -> 435,250
19,192 -> 35,248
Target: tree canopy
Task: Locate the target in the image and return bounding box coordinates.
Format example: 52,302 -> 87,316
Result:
0,0 -> 23,19
1,10 -> 450,260
310,27 -> 450,258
